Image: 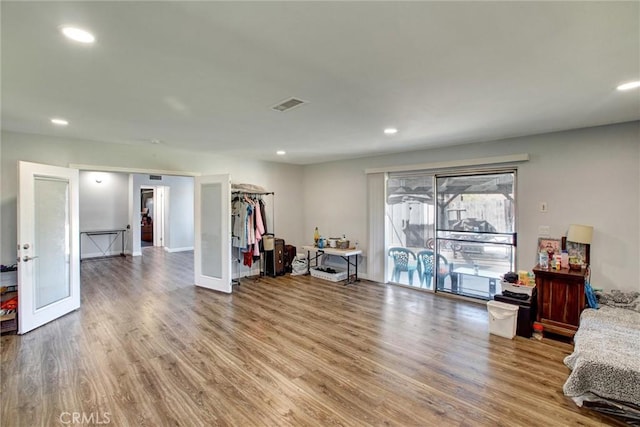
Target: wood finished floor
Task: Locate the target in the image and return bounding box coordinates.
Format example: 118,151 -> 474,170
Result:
1,248 -> 622,426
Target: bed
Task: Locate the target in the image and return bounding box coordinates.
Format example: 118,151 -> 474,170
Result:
563,293 -> 640,423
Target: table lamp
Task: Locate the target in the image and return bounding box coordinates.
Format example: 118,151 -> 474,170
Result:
567,224 -> 593,245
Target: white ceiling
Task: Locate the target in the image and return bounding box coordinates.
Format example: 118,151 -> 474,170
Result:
2,1 -> 639,165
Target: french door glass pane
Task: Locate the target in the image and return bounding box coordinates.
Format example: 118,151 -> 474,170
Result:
34,177 -> 70,309
436,172 -> 516,299
201,183 -> 222,278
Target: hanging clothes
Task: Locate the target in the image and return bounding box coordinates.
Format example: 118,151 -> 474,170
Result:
231,192 -> 272,270
245,199 -> 255,247
259,199 -> 268,234
253,198 -> 265,257
232,199 -> 248,248
243,250 -> 253,267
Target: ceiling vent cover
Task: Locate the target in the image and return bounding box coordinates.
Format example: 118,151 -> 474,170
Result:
271,98 -> 306,112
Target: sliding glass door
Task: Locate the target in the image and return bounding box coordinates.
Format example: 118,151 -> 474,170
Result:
435,172 -> 516,299
385,169 -> 516,299
385,173 -> 437,289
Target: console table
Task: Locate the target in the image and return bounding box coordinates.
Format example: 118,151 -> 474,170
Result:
80,229 -> 127,261
301,245 -> 362,285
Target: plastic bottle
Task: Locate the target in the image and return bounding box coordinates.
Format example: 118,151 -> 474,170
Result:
561,250 -> 569,269
539,252 -> 549,269
314,227 -> 320,245
533,323 -> 544,340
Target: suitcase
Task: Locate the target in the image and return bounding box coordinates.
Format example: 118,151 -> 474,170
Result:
284,245 -> 296,273
265,238 -> 285,277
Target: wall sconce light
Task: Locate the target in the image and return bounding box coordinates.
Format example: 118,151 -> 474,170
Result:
94,172 -> 105,184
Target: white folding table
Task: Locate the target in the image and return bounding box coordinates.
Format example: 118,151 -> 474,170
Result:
301,245 -> 362,285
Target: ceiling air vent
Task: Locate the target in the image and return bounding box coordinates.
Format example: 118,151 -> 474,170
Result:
271,97 -> 306,112
149,175 -> 162,180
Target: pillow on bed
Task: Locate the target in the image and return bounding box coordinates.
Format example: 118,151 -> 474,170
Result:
598,290 -> 640,312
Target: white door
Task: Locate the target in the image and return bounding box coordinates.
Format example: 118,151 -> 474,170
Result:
17,161 -> 80,334
194,174 -> 231,293
154,186 -> 166,247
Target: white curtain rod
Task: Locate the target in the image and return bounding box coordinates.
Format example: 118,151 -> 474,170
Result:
364,153 -> 529,174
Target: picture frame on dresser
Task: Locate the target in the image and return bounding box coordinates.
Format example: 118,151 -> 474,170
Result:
561,236 -> 590,265
537,237 -> 561,261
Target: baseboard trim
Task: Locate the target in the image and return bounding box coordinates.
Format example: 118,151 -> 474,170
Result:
164,246 -> 194,253
81,251 -> 123,259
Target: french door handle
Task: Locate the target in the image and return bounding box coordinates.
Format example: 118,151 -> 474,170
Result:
23,255 -> 39,262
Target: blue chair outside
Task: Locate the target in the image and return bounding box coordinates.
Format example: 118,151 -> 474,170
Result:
388,247 -> 417,285
416,249 -> 449,288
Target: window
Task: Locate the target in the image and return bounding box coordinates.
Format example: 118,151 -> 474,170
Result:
385,169 -> 516,299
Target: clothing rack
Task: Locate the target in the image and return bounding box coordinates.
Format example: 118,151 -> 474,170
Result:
231,190 -> 275,286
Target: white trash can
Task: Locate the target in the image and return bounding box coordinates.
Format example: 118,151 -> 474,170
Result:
487,300 -> 519,339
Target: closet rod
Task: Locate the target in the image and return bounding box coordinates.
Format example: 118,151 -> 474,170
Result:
231,191 -> 275,196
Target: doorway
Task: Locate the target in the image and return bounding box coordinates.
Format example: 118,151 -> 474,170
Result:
140,186 -> 166,249
140,188 -> 154,247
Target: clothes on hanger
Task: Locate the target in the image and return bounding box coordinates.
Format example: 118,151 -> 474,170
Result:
232,193 -> 270,264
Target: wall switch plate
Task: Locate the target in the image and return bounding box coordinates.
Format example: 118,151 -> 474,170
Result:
538,226 -> 550,237
539,202 -> 548,213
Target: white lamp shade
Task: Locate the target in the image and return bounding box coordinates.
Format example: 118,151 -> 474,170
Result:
567,224 -> 593,244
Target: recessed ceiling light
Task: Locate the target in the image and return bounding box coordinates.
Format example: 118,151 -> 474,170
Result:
276,150 -> 286,155
150,139 -> 162,145
384,128 -> 398,135
60,26 -> 95,44
51,118 -> 69,126
617,80 -> 640,91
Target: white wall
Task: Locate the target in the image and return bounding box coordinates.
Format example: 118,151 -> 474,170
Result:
3,123 -> 638,292
79,171 -> 129,258
1,131 -> 305,266
130,174 -> 195,255
303,121 -> 640,292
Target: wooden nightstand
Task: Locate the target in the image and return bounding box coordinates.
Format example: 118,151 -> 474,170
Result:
533,266 -> 587,338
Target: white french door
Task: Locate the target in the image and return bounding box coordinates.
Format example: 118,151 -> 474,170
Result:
194,174 -> 231,293
17,161 -> 80,334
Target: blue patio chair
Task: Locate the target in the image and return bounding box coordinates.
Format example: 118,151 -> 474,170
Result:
416,249 -> 449,288
388,247 -> 417,285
